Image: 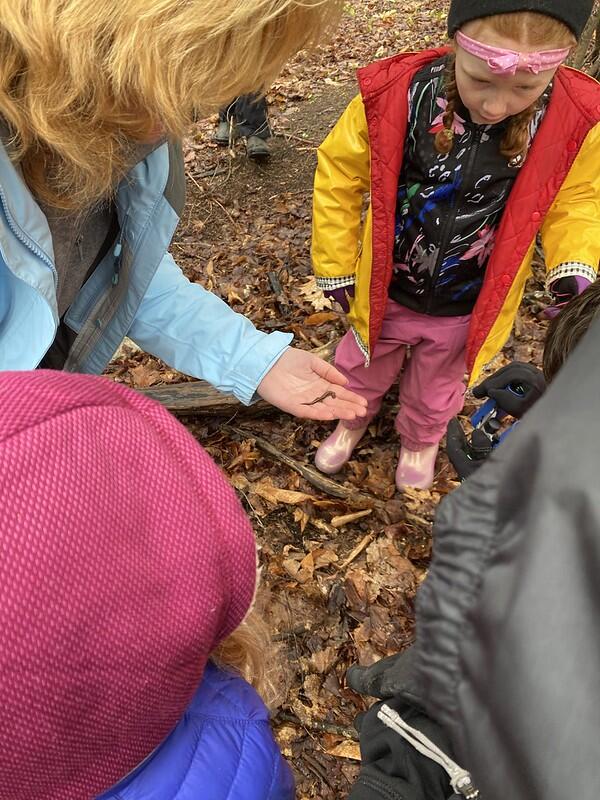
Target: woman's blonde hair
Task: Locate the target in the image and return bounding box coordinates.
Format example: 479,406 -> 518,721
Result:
0,0 -> 341,209
211,590 -> 286,710
436,11 -> 577,161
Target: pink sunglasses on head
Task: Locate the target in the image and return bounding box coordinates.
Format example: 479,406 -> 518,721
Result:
455,30 -> 571,76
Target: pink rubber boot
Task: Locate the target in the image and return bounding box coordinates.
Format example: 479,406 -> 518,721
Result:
395,443 -> 439,491
314,422 -> 368,475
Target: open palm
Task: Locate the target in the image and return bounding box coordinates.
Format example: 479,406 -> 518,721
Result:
257,348 -> 368,421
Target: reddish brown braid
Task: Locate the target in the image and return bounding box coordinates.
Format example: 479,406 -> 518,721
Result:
500,101 -> 540,165
434,54 -> 459,155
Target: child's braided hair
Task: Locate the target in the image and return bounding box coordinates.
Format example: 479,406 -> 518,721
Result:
434,54 -> 461,156
434,53 -> 539,165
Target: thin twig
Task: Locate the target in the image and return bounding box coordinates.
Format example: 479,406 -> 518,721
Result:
272,625 -> 311,641
337,532 -> 374,572
276,712 -> 359,741
274,131 -> 323,147
188,171 -> 238,226
303,753 -> 334,787
192,165 -> 230,179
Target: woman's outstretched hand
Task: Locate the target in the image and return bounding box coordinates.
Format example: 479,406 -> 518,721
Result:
257,348 -> 368,421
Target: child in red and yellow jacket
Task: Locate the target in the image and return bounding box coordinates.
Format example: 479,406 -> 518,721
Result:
312,0 -> 600,490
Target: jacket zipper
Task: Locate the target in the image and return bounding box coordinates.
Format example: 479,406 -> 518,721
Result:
65,213 -> 130,368
0,185 -> 56,277
424,126 -> 484,314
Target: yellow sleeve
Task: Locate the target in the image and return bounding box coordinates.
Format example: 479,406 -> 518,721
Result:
540,122 -> 600,288
311,94 -> 371,282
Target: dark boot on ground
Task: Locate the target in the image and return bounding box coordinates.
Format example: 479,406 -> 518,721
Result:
246,135 -> 271,161
214,120 -> 236,147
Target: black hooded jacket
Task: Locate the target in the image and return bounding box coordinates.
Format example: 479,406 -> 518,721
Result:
350,316 -> 600,799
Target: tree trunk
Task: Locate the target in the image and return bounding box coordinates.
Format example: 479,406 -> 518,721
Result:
571,2 -> 600,72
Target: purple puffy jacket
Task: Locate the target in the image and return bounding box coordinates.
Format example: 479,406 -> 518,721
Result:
99,662 -> 295,800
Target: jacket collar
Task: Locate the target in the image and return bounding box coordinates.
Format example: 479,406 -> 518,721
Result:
0,137 -> 55,266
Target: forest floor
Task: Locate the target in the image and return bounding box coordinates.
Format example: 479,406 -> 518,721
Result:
107,2 -> 549,796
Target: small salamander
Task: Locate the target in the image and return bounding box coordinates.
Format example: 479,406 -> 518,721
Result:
302,390 -> 337,406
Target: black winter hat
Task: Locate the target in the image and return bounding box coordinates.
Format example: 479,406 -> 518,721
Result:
447,0 -> 595,39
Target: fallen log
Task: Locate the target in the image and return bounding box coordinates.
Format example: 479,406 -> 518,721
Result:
141,381 -> 270,417
140,339 -> 337,416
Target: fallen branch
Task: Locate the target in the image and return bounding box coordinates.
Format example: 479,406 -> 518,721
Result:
331,509 -> 372,529
224,425 -> 393,519
302,753 -> 334,787
571,2 -> 600,70
140,339 -> 337,416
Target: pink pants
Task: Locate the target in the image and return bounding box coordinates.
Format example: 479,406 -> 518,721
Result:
336,300 -> 471,451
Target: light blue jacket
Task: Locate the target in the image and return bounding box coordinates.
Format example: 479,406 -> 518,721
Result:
0,140 -> 292,404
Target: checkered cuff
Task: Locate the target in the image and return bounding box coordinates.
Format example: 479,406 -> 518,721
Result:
546,262 -> 597,290
315,275 -> 356,291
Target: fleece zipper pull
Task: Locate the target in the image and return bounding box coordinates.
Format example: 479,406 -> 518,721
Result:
377,704 -> 480,799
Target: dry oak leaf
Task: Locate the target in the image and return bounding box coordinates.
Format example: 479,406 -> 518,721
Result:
252,479 -> 315,507
129,363 -> 163,389
282,547 -> 338,584
298,276 -> 333,312
344,569 -> 370,611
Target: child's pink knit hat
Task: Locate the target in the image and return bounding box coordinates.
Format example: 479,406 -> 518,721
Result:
0,371 -> 257,799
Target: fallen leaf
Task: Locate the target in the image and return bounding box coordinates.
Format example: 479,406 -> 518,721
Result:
293,507 -> 310,533
309,645 -> 338,674
253,479 -> 315,506
311,548 -> 339,569
283,551 -> 314,584
344,570 -> 369,612
298,276 -> 333,312
275,725 -> 298,758
304,311 -> 339,326
327,741 -> 362,761
129,364 -> 163,388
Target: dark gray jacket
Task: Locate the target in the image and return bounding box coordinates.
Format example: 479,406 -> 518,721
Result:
416,315 -> 600,799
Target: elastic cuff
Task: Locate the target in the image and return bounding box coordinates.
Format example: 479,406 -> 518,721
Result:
546,262 -> 596,290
